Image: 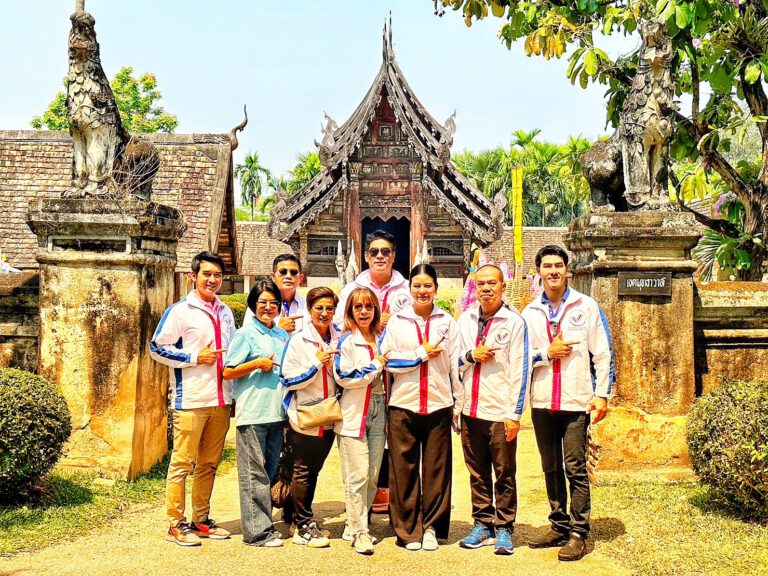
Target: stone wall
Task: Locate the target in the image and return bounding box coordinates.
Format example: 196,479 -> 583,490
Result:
0,272 -> 39,372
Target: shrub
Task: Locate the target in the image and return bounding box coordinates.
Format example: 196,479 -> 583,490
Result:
220,293 -> 248,327
0,368 -> 72,502
687,379 -> 768,521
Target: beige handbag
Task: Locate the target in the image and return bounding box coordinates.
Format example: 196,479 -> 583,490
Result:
296,395 -> 343,430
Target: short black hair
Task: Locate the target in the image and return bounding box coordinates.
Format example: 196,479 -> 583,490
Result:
191,251 -> 225,274
535,245 -> 569,268
272,253 -> 302,273
409,263 -> 439,288
247,279 -> 281,313
365,229 -> 396,252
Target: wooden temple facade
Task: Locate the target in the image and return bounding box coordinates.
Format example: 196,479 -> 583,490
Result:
268,21 -> 505,279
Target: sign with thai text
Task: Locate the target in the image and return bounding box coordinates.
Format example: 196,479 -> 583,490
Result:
617,272 -> 672,296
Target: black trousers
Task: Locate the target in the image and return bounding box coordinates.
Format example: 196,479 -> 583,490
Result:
289,427 -> 335,528
531,408 -> 591,537
460,415 -> 518,529
387,406 -> 453,545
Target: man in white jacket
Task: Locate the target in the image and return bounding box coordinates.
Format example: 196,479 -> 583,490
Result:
150,251 -> 237,547
521,245 -> 614,561
457,264 -> 530,556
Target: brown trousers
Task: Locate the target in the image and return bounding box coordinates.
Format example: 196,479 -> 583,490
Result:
166,406 -> 231,524
387,406 -> 453,545
460,414 -> 518,529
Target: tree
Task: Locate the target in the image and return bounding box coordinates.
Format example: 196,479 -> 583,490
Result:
434,0 -> 768,279
286,152 -> 323,194
235,151 -> 273,221
31,66 -> 178,133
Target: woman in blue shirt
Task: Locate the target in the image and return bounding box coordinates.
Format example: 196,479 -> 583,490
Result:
223,279 -> 289,548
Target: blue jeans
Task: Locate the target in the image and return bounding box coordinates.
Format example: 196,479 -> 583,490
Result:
236,421 -> 285,545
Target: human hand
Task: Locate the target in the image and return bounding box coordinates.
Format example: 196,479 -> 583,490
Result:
504,419 -> 520,442
423,338 -> 444,359
375,349 -> 390,367
452,413 -> 461,434
315,347 -> 339,368
547,330 -> 580,360
472,337 -> 500,363
587,396 -> 608,424
278,314 -> 303,333
254,353 -> 277,372
380,312 -> 391,330
198,340 -> 225,365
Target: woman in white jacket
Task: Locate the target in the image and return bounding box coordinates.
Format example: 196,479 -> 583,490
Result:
279,286 -> 339,549
333,287 -> 389,555
381,263 -> 463,552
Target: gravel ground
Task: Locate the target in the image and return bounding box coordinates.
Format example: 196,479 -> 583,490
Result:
0,425 -> 629,576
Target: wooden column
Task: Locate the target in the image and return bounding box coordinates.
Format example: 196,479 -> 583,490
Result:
409,162 -> 425,267
347,163 -> 362,266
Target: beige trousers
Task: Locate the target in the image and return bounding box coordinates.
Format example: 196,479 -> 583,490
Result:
166,406 -> 231,525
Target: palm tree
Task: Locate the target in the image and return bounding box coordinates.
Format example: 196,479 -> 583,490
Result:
287,152 -> 323,194
235,151 -> 272,221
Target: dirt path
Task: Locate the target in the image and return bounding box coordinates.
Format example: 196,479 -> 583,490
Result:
0,426 -> 629,576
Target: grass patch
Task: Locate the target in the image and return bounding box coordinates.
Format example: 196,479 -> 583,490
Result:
0,445 -> 237,557
593,478 -> 768,576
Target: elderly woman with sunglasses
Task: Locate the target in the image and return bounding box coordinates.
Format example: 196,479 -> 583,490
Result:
333,287 -> 389,555
279,287 -> 340,549
223,279 -> 289,548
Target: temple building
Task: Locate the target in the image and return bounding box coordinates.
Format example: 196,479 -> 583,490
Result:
268,21 -> 505,280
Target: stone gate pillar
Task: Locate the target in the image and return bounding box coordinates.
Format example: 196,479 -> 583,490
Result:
565,211 -> 702,465
27,198 -> 185,478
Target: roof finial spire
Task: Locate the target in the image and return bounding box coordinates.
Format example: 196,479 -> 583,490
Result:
383,12 -> 394,62
75,0 -> 85,11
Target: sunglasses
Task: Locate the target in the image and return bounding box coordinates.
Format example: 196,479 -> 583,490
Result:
277,268 -> 300,277
368,247 -> 393,258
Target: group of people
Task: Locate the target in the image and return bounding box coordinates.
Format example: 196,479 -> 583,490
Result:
150,229 -> 614,561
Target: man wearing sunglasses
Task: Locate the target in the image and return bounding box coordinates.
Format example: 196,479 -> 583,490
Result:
334,230 -> 412,332
245,254 -> 307,334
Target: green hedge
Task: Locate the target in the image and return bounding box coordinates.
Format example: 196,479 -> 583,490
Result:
687,379 -> 768,521
0,368 -> 72,502
220,293 -> 248,328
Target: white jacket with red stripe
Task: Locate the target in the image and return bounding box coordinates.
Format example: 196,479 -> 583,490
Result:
381,305 -> 463,416
333,269 -> 413,331
279,322 -> 338,437
521,287 -> 614,412
150,291 -> 237,410
333,330 -> 386,438
457,304 -> 530,422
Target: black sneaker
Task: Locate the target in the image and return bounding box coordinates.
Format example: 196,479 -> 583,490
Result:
529,528 -> 569,549
558,533 -> 586,561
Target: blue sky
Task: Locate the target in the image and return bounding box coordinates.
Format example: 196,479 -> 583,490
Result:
0,0 -> 637,181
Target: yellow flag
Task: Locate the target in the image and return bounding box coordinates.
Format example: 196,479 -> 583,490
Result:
512,166 -> 523,265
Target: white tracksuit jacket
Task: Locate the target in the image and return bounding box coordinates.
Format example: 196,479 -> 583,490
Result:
333,330 -> 386,439
521,287 -> 614,412
334,269 -> 412,331
150,291 -> 237,409
457,304 -> 530,422
381,305 -> 464,416
279,322 -> 338,437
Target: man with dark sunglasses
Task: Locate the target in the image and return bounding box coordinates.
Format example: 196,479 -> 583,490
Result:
244,254 -> 306,334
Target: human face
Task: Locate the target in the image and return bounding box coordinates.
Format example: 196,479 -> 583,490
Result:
475,266 -> 505,312
410,273 -> 437,309
365,239 -> 395,277
310,297 -> 336,333
539,255 -> 568,293
351,297 -> 377,331
271,259 -> 303,298
193,261 -> 223,302
255,290 -> 280,326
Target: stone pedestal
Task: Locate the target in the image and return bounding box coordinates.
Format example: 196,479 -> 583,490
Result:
27,198 -> 185,478
565,211 -> 702,467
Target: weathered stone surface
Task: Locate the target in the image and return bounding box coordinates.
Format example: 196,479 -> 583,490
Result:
27,198 -> 184,478
694,281 -> 768,393
0,272 -> 39,372
596,406 -> 689,468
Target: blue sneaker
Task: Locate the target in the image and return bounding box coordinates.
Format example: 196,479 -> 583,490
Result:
459,523 -> 495,549
494,527 -> 514,555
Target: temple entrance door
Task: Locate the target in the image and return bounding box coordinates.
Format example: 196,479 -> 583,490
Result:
361,217 -> 411,278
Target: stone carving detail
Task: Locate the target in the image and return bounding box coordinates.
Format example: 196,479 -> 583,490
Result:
66,3 -> 159,200
334,240 -> 346,285
583,18 -> 676,211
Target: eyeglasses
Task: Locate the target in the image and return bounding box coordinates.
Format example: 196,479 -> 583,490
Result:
312,306 -> 336,313
277,268 -> 300,277
256,300 -> 280,308
368,247 -> 393,258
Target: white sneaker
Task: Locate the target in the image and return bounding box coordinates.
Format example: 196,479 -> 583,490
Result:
292,521 -> 330,548
353,532 -> 374,555
263,536 -> 284,548
405,541 -> 422,551
342,523 -> 353,542
422,526 -> 438,551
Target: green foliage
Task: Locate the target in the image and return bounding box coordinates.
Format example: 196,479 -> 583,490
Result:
220,293 -> 249,327
687,379 -> 768,521
30,66 -> 177,133
286,152 -> 323,194
235,151 -> 273,222
0,369 -> 72,502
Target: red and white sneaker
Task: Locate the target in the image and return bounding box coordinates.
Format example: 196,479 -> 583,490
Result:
166,522 -> 202,547
192,518 -> 231,540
